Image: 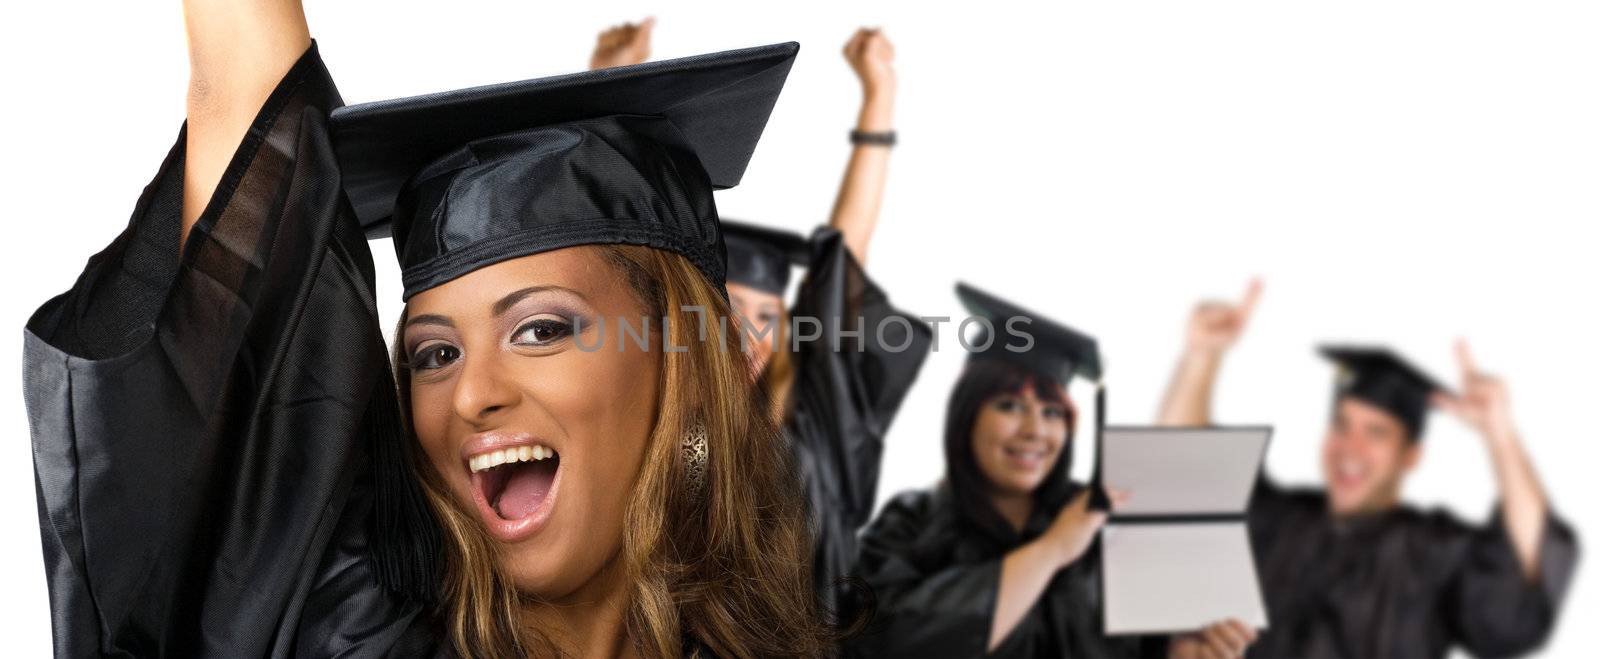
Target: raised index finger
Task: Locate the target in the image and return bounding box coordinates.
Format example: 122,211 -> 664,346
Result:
1455,338 -> 1479,380
1237,277 -> 1263,322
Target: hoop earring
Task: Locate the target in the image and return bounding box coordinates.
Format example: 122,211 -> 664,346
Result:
682,423 -> 709,500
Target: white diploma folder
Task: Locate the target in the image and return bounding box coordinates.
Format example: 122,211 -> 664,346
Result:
1098,426 -> 1272,635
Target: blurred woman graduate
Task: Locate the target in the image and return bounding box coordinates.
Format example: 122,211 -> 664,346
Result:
845,284 -> 1254,659
592,21 -> 934,622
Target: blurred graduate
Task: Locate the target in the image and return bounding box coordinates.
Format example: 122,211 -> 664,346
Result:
591,21 -> 934,624
1157,281 -> 1579,659
846,284 -> 1254,658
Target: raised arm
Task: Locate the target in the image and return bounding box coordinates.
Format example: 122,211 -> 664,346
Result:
29,9 -> 425,652
828,28 -> 897,265
1157,279 -> 1262,425
1432,340 -> 1551,579
989,490 -> 1106,650
588,18 -> 654,70
181,0 -> 312,244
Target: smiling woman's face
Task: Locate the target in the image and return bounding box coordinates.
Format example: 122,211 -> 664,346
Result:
402,246 -> 661,599
970,384 -> 1073,498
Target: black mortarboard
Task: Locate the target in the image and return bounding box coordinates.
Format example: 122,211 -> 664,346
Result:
330,43 -> 799,300
956,282 -> 1103,386
1320,345 -> 1446,441
721,219 -> 808,295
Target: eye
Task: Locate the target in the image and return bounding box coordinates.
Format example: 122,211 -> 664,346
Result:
992,397 -> 1020,413
511,315 -> 574,347
1043,405 -> 1069,420
411,342 -> 461,371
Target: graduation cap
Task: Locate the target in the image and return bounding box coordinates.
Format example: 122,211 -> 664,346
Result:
330,42 -> 799,300
721,219 -> 809,295
1320,345 -> 1447,441
956,282 -> 1103,386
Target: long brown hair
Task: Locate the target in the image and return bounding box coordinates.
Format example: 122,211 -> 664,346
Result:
394,245 -> 826,658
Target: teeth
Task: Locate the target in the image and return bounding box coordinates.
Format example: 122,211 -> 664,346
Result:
1004,446 -> 1045,460
469,444 -> 558,473
1338,460 -> 1365,479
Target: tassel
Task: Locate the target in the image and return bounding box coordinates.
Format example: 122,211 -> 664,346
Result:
366,369 -> 444,603
1087,384 -> 1112,511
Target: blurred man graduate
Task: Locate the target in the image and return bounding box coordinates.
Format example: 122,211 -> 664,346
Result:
1156,281 -> 1578,659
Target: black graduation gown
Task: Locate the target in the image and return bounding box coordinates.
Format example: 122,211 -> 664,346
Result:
23,44 -> 443,656
1247,480 -> 1579,659
783,228 -> 932,617
845,485 -> 1147,658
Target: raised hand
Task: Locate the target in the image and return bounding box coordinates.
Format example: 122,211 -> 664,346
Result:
589,17 -> 655,70
843,28 -> 896,101
1433,341 -> 1552,580
1168,620 -> 1258,659
1185,279 -> 1262,356
1042,489 -> 1111,567
1432,339 -> 1517,444
829,27 -> 899,263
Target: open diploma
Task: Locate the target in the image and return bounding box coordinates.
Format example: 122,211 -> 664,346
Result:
1099,427 -> 1272,636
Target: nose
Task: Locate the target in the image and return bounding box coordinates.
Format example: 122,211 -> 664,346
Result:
451,349 -> 519,425
1016,404 -> 1045,440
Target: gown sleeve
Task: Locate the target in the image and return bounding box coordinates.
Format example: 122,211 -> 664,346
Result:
784,228 -> 932,610
845,491 -> 1003,659
23,43 -> 436,657
1445,507 -> 1580,657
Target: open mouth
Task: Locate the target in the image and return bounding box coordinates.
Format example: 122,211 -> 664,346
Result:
467,443 -> 561,542
1330,458 -> 1369,490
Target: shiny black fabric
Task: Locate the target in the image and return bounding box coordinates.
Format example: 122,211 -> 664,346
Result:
782,228 -> 932,621
845,486 -> 1150,658
329,43 -> 799,300
1339,373 -> 1430,438
24,45 -> 443,656
1247,481 -> 1579,658
388,116 -> 723,299
1319,345 -> 1445,440
955,282 -> 1104,385
723,220 -> 808,295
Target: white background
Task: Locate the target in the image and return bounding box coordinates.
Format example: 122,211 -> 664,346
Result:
3,2 -> 1596,656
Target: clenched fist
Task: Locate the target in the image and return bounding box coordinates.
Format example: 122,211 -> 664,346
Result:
589,17 -> 654,70
1184,279 -> 1261,357
843,28 -> 896,99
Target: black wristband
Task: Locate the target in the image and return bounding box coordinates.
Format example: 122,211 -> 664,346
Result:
850,129 -> 897,147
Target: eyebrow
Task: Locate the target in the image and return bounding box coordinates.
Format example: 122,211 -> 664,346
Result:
404,313 -> 455,330
491,285 -> 587,317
